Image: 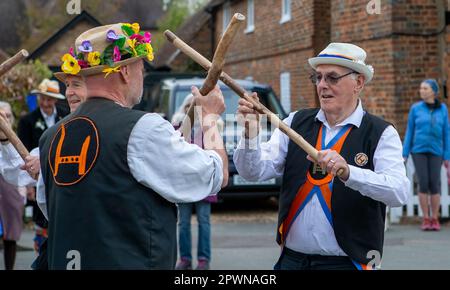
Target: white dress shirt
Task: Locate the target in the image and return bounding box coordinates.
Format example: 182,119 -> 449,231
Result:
4,112 -> 223,220
0,143 -> 37,187
40,108 -> 57,128
233,100 -> 409,256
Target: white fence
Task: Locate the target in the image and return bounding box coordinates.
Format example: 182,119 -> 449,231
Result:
389,157 -> 450,223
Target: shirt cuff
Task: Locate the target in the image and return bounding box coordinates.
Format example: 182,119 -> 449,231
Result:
237,133 -> 260,150
342,165 -> 365,193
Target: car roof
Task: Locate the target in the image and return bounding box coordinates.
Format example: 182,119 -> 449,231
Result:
162,78 -> 271,90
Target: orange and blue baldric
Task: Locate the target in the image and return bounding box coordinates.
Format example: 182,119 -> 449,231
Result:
278,123 -> 375,270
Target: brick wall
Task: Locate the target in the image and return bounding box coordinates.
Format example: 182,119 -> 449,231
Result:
330,0 -> 446,136
214,0 -> 319,109
168,0 -> 449,137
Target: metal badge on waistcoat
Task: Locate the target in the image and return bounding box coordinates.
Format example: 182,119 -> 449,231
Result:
354,152 -> 368,167
48,117 -> 99,186
308,162 -> 328,181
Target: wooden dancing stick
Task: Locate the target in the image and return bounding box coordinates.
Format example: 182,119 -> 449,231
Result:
0,49 -> 29,77
165,31 -> 346,176
174,13 -> 245,141
0,115 -> 30,161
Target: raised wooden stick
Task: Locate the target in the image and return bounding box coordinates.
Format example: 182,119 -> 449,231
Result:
0,115 -> 30,161
176,13 -> 245,141
164,31 -> 343,174
0,49 -> 29,77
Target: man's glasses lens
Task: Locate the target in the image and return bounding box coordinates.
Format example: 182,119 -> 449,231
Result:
310,72 -> 356,85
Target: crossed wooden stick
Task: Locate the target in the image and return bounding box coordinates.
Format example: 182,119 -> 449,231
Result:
0,50 -> 31,162
165,30 -> 321,162
165,23 -> 348,176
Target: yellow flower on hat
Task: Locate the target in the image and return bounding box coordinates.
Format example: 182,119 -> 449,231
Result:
127,39 -> 137,56
102,66 -> 121,78
145,43 -> 154,62
131,23 -> 140,34
87,51 -> 101,66
61,53 -> 81,75
124,23 -> 140,34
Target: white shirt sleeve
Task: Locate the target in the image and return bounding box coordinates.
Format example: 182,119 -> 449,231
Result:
127,113 -> 224,203
344,125 -> 410,207
36,172 -> 48,220
233,112 -> 295,181
0,143 -> 37,187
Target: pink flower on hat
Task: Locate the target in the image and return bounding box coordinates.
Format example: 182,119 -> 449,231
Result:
144,32 -> 151,43
78,59 -> 89,69
113,46 -> 121,62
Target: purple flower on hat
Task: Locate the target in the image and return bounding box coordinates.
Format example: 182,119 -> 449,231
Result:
78,40 -> 93,53
113,46 -> 121,62
106,30 -> 120,42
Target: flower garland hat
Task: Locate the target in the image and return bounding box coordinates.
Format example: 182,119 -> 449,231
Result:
31,78 -> 65,100
308,43 -> 374,83
55,23 -> 153,81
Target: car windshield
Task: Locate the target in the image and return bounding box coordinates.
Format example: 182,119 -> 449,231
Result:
173,86 -> 285,119
174,88 -> 240,117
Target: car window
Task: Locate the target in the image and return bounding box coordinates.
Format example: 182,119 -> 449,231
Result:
173,87 -> 285,118
159,88 -> 171,118
174,88 -> 240,117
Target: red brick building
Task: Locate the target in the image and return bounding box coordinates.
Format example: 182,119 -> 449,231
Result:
156,0 -> 450,136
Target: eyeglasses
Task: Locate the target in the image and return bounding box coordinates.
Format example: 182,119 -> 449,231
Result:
309,71 -> 358,86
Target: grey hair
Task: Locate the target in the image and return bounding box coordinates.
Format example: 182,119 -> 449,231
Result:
0,101 -> 14,123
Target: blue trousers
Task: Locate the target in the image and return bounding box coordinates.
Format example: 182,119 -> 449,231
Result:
177,201 -> 211,261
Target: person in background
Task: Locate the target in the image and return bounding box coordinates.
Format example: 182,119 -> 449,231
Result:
403,79 -> 450,231
0,101 -> 26,270
172,95 -> 221,270
17,79 -> 68,253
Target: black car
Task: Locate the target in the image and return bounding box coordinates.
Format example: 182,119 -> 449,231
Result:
144,77 -> 287,199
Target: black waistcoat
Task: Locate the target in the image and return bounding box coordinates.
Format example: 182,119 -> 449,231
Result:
278,108 -> 389,264
39,98 -> 177,269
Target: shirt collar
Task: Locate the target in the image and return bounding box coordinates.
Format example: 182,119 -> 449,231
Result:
40,107 -> 56,120
315,99 -> 364,129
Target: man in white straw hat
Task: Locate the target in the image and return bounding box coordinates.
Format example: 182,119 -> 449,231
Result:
39,23 -> 228,269
234,43 -> 409,270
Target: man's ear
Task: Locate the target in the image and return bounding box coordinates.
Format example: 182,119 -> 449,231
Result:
119,65 -> 131,84
355,74 -> 365,93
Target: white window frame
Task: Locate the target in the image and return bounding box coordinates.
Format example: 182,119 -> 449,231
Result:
280,0 -> 291,24
280,72 -> 291,113
245,0 -> 255,33
223,1 -> 231,34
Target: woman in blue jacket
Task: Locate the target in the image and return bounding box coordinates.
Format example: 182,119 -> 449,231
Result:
403,79 -> 450,231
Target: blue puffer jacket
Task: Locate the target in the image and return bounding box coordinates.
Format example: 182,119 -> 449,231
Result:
403,100 -> 450,160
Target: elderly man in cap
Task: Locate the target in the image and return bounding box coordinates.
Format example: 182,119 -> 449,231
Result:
16,78 -> 69,253
38,23 -> 228,270
234,43 -> 409,270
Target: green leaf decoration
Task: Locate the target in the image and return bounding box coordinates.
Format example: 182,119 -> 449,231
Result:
121,25 -> 134,37
114,36 -> 126,49
77,53 -> 84,60
135,44 -> 147,56
104,58 -> 114,67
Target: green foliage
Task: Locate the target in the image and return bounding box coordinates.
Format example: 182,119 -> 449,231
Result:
153,0 -> 190,52
0,60 -> 52,124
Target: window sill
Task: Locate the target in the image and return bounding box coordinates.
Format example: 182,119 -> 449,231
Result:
280,15 -> 291,24
244,26 -> 255,34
